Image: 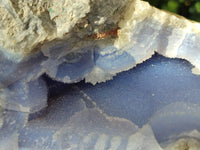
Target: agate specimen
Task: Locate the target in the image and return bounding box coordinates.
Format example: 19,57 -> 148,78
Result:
1,0 -> 200,149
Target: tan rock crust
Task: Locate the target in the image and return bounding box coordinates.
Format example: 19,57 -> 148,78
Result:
0,0 -> 200,62
0,0 -> 130,60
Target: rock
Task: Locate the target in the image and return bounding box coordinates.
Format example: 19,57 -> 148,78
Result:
1,0 -> 200,85
0,0 -> 129,60
1,0 -> 200,149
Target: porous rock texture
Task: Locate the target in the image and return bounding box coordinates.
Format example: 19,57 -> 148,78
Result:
0,0 -> 129,60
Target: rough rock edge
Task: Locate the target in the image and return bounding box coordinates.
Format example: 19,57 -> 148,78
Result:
1,0 -> 200,62
0,0 -> 130,61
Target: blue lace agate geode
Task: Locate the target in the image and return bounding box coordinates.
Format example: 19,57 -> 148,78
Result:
1,0 -> 200,149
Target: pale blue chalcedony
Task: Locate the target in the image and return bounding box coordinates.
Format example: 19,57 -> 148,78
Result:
1,14 -> 200,150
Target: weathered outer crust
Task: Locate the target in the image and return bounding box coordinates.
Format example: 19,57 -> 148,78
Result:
0,0 -> 200,62
0,0 -> 130,60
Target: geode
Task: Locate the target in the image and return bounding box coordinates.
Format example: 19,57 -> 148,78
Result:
1,0 -> 200,149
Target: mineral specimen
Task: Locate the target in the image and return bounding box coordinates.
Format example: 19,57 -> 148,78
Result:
1,0 -> 200,149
